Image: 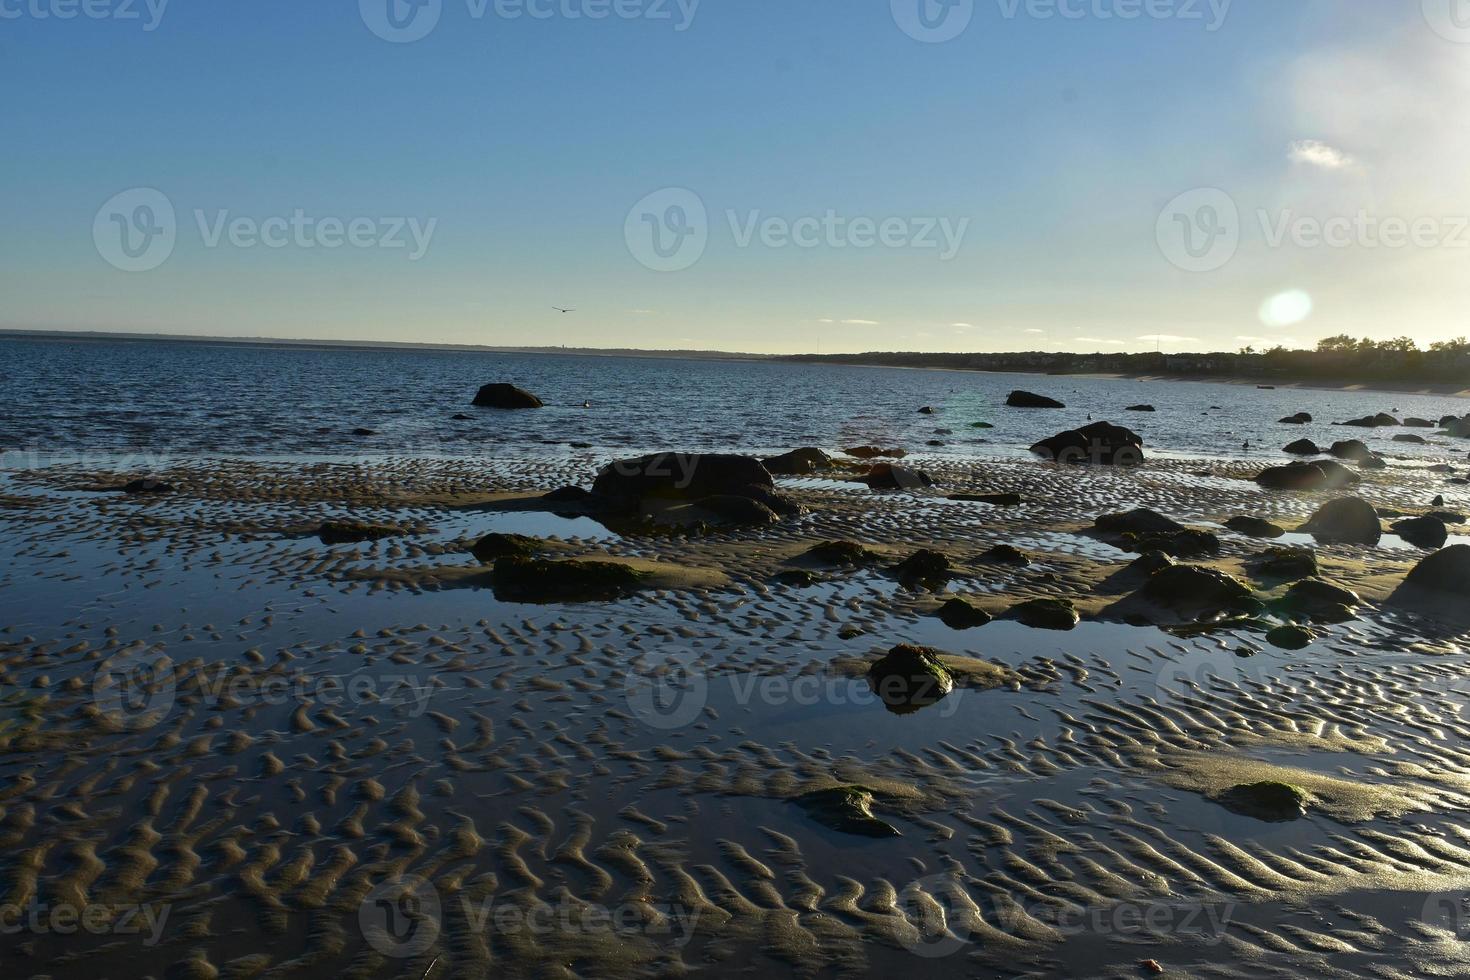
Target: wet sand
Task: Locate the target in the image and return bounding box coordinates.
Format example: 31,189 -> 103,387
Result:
2,448 -> 1470,978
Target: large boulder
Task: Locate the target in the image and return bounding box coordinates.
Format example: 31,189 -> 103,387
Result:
762,448 -> 834,475
1226,516 -> 1285,539
1299,497 -> 1381,544
1393,516 -> 1449,550
1279,412 -> 1313,425
866,645 -> 955,714
1255,461 -> 1360,491
492,557 -> 649,603
1094,509 -> 1186,535
1283,439 -> 1321,456
594,452 -> 771,503
1340,413 -> 1399,428
1007,390 -> 1066,409
1031,421 -> 1144,466
857,463 -> 935,490
1140,564 -> 1252,607
1330,439 -> 1375,462
1276,578 -> 1361,623
1005,598 -> 1080,630
472,383 -> 543,409
1397,545 -> 1470,598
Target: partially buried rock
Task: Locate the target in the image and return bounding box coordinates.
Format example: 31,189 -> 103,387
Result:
1226,516 -> 1285,539
491,557 -> 649,603
1405,417 -> 1435,428
1094,508 -> 1185,535
1276,578 -> 1361,623
857,462 -> 935,491
866,644 -> 955,713
771,569 -> 823,588
121,477 -> 174,495
1394,545 -> 1470,601
470,532 -> 540,562
542,486 -> 593,504
352,427 -> 377,437
1392,515 -> 1449,550
1124,529 -> 1219,559
1299,497 -> 1381,544
693,495 -> 781,526
1267,624 -> 1315,650
1140,564 -> 1252,608
1007,390 -> 1066,409
949,492 -> 1021,506
762,447 -> 833,475
801,540 -> 883,566
472,383 -> 543,409
1283,439 -> 1321,456
980,544 -> 1031,566
1250,546 -> 1319,581
1006,597 -> 1079,630
1280,412 -> 1313,424
1031,421 -> 1144,466
319,520 -> 402,545
936,598 -> 993,630
792,786 -> 899,837
1126,404 -> 1156,412
1212,781 -> 1309,822
1394,434 -> 1428,445
1255,461 -> 1361,491
893,549 -> 952,588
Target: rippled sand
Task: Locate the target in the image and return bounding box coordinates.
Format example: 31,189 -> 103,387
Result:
2,450 -> 1470,979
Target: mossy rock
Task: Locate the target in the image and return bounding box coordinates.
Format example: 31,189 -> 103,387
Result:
319,520 -> 403,545
470,532 -> 542,563
491,557 -> 651,603
1251,547 -> 1319,581
893,549 -> 953,589
801,541 -> 884,567
792,785 -> 900,837
935,598 -> 993,630
1225,516 -> 1286,539
866,645 -> 955,714
1273,578 -> 1361,624
1266,624 -> 1315,650
1006,598 -> 1079,630
1212,781 -> 1309,822
1141,565 -> 1251,606
1123,529 -> 1220,559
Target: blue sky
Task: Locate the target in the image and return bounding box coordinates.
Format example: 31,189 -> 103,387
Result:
3,0 -> 1467,353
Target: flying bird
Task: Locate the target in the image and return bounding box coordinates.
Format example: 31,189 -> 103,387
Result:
552,307 -> 576,314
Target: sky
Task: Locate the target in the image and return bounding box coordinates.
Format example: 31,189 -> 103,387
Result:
4,0 -> 1470,354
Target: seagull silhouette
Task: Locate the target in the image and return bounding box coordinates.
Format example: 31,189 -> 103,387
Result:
552,307 -> 576,314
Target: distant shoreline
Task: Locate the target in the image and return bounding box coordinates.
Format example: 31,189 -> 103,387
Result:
3,328 -> 1466,399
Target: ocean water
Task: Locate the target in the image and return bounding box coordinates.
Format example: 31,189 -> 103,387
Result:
0,334 -> 1466,466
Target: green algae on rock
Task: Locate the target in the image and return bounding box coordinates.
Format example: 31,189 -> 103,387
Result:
1006,597 -> 1080,630
1213,781 -> 1310,822
792,786 -> 901,837
491,557 -> 652,603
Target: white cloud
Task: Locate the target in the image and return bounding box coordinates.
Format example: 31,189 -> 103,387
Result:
1076,336 -> 1128,346
841,319 -> 880,325
628,309 -> 655,315
950,322 -> 974,328
1136,334 -> 1199,344
1023,328 -> 1045,335
1288,139 -> 1356,170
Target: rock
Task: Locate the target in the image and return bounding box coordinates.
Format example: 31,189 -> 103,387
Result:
1340,413 -> 1399,428
866,644 -> 955,714
491,557 -> 649,603
1255,461 -> 1360,491
1279,412 -> 1313,424
1007,390 -> 1066,409
1358,454 -> 1388,470
1250,546 -> 1319,580
1445,417 -> 1470,438
1276,578 -> 1361,623
857,463 -> 935,490
971,421 -> 994,429
694,495 -> 782,526
121,478 -> 174,495
1405,417 -> 1435,428
792,786 -> 899,837
844,446 -> 907,459
352,427 -> 377,436
918,406 -> 936,415
591,453 -> 791,515
935,598 -> 993,630
470,532 -> 540,562
1113,550 -> 1176,583
451,413 -> 473,421
948,492 -> 1022,506
1225,516 -> 1286,539
771,569 -> 823,588
801,541 -> 883,566
1140,564 -> 1252,607
893,549 -> 952,588
1031,421 -> 1144,466
1094,509 -> 1186,535
980,544 -> 1031,566
762,448 -> 834,475
1212,781 -> 1308,821
1267,624 -> 1315,650
472,383 -> 543,409
1394,434 -> 1428,444
1392,516 -> 1449,550
1428,510 -> 1465,523
1299,497 -> 1381,544
319,520 -> 402,545
1397,545 -> 1470,598
1124,529 -> 1220,559
1283,439 -> 1321,456
926,440 -> 945,447
1005,598 -> 1079,630
543,486 -> 593,503
1330,439 -> 1375,462
1126,404 -> 1156,412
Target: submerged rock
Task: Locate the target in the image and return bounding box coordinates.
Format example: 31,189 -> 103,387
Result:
1213,781 -> 1309,821
1126,404 -> 1156,412
470,532 -> 541,562
1299,497 -> 1381,544
491,557 -> 650,603
771,569 -> 824,588
1031,421 -> 1144,466
1225,516 -> 1286,539
472,383 -> 543,409
1392,515 -> 1449,550
867,644 -> 955,713
1394,434 -> 1428,445
318,520 -> 402,545
1007,390 -> 1065,409
792,786 -> 899,837
1005,598 -> 1079,630
935,598 -> 993,630
762,447 -> 833,475
1405,417 -> 1435,428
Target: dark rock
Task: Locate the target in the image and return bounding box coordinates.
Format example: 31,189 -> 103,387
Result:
1255,461 -> 1359,491
1094,509 -> 1186,535
1005,598 -> 1079,630
948,492 -> 1022,506
980,544 -> 1031,566
352,427 -> 377,436
1212,781 -> 1308,821
1299,497 -> 1381,544
971,422 -> 994,429
893,549 -> 952,588
857,463 -> 935,490
694,495 -> 781,526
792,786 -> 899,837
470,532 -> 540,562
120,478 -> 174,495
762,448 -> 834,475
1124,529 -> 1220,559
472,383 -> 543,409
542,486 -> 593,503
844,446 -> 907,459
1267,625 -> 1315,650
801,541 -> 883,566
1340,413 -> 1399,428
1358,454 -> 1388,470
926,440 -> 945,447
1140,565 -> 1252,607
1031,421 -> 1144,466
1330,439 -> 1375,462
1275,578 -> 1361,623
1279,412 -> 1313,424
1250,546 -> 1319,581
1393,434 -> 1427,444
918,406 -> 936,415
935,598 -> 993,630
1428,510 -> 1465,523
1404,417 -> 1435,428
591,454 -> 787,514
1283,439 -> 1321,456
319,520 -> 402,545
1226,516 -> 1286,539
771,569 -> 824,588
1126,404 -> 1156,412
451,413 -> 473,421
491,557 -> 649,603
1397,545 -> 1470,598
1392,516 -> 1449,550
1007,390 -> 1066,409
867,644 -> 955,715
